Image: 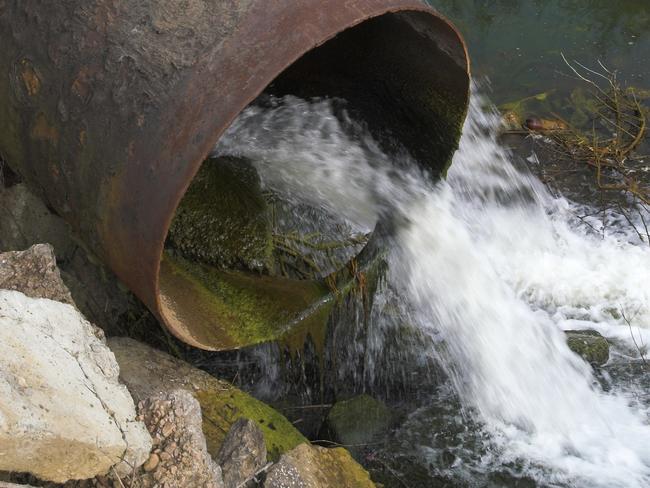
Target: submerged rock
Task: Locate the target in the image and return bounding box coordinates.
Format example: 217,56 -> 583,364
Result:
264,443 -> 375,488
324,394 -> 391,446
0,290 -> 151,482
108,337 -> 306,461
217,418 -> 266,488
565,330 -> 609,366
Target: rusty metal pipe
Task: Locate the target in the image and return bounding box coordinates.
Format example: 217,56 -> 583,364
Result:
0,0 -> 469,350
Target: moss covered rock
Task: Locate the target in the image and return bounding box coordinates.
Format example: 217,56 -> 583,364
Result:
324,394 -> 391,446
168,156 -> 272,272
565,330 -> 609,366
108,337 -> 306,461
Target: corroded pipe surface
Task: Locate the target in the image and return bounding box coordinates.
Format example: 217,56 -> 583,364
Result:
0,0 -> 469,350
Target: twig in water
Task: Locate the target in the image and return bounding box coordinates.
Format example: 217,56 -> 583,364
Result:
620,306 -> 648,366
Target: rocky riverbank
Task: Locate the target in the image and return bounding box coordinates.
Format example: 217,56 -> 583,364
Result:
0,175 -> 376,487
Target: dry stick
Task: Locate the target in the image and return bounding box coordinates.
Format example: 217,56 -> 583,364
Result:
368,456 -> 412,488
634,202 -> 650,245
616,202 -> 647,244
622,96 -> 647,157
553,68 -> 650,208
597,59 -> 614,75
620,307 -> 648,366
110,467 -> 127,488
561,53 -> 611,100
573,212 -> 602,236
595,109 -> 641,140
574,59 -> 612,83
281,403 -> 333,410
311,439 -> 384,448
235,462 -> 273,488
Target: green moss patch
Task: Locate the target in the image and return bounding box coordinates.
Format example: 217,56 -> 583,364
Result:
168,156 -> 272,272
325,394 -> 391,446
160,252 -> 332,348
197,388 -> 306,461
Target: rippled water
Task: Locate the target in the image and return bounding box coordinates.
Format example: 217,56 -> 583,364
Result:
215,92 -> 650,487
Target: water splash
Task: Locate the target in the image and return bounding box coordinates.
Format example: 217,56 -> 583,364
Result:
215,91 -> 650,487
392,102 -> 650,487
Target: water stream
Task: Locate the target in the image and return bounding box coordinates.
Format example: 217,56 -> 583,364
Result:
214,92 -> 650,487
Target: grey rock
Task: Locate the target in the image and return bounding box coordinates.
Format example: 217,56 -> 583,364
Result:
217,418 -> 267,488
0,184 -> 74,260
263,461 -> 306,488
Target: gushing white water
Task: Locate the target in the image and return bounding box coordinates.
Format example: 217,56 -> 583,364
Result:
216,93 -> 650,487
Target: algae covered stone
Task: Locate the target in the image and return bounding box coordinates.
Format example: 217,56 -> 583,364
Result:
324,394 -> 391,446
168,156 -> 272,272
565,330 -> 609,366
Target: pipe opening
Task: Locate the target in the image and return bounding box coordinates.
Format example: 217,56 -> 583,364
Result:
158,10 -> 469,350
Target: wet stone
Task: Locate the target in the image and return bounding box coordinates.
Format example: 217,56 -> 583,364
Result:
323,394 -> 391,447
565,330 -> 610,366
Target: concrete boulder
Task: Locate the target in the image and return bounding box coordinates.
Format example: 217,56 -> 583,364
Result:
0,290 -> 152,482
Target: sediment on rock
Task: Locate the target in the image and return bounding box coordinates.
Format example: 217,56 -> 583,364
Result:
129,390 -> 224,488
0,244 -> 74,306
264,443 -> 375,488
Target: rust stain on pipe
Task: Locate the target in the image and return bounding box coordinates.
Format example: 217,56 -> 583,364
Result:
0,0 -> 469,350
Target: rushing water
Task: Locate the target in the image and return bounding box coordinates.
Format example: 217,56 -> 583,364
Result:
214,92 -> 650,487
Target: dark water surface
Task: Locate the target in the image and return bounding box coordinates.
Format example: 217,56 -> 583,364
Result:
429,0 -> 650,114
